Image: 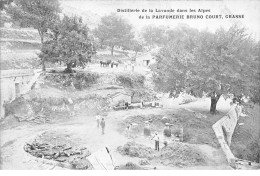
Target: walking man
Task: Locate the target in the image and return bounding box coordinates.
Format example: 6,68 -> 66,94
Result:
100,118 -> 106,135
95,114 -> 101,128
151,132 -> 160,151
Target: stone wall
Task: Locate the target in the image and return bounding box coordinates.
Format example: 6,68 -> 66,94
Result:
212,104 -> 243,168
0,69 -> 38,119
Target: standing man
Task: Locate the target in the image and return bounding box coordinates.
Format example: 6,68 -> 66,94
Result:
140,99 -> 144,109
131,63 -> 134,72
100,118 -> 106,135
125,101 -> 129,110
126,123 -> 132,138
163,123 -> 171,137
151,132 -> 160,151
95,113 -> 101,128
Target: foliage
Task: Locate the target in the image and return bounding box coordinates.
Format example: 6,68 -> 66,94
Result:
6,0 -> 61,70
116,73 -> 145,88
179,94 -> 197,105
45,72 -> 100,90
73,72 -> 100,89
6,0 -> 60,41
94,13 -> 134,55
142,25 -> 167,48
130,39 -> 144,56
249,41 -> 260,105
121,39 -> 144,54
0,0 -> 13,10
151,24 -> 260,113
39,15 -> 95,73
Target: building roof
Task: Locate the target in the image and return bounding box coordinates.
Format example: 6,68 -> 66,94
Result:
108,91 -> 132,98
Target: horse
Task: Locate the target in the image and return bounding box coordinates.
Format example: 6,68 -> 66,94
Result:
111,61 -> 119,68
100,60 -> 111,67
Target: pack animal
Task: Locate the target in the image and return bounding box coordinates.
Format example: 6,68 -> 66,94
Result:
100,60 -> 111,67
111,61 -> 119,68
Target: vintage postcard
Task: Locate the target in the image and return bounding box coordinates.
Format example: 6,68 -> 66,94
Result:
0,0 -> 259,171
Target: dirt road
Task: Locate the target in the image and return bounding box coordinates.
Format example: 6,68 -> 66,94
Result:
0,105 -> 231,170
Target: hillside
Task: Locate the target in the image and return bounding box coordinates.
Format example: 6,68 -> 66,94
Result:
60,3 -> 101,30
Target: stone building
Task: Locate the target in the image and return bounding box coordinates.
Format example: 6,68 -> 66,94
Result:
0,69 -> 35,118
108,91 -> 132,107
135,52 -> 156,67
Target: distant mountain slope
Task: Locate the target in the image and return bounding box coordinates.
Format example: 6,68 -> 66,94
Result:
60,3 -> 101,30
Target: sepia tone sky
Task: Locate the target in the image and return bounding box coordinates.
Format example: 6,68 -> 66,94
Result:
61,0 -> 260,41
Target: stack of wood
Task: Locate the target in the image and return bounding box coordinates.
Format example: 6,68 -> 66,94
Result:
14,114 -> 51,124
24,141 -> 91,163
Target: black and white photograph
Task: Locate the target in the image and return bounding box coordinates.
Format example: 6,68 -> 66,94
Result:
0,0 -> 260,172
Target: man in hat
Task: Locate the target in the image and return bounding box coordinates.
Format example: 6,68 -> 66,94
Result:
100,118 -> 106,135
151,132 -> 160,151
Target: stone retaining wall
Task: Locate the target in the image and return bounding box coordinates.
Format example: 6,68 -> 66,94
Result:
212,104 -> 260,169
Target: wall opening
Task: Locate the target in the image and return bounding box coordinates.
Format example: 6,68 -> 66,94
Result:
15,83 -> 20,98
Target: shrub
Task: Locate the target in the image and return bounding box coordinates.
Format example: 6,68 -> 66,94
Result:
45,71 -> 100,90
73,72 -> 100,89
179,94 -> 197,105
116,73 -> 145,88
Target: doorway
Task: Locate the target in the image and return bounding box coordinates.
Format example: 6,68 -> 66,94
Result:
15,83 -> 20,98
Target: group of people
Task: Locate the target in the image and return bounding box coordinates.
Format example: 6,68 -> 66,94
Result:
125,121 -> 168,152
94,113 -> 172,151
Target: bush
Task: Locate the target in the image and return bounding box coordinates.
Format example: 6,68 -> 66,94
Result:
73,72 -> 100,89
116,73 -> 145,88
179,94 -> 197,105
45,71 -> 100,90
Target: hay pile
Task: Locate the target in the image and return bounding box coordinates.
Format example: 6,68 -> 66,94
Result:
117,142 -> 208,167
158,143 -> 207,167
117,162 -> 145,170
117,142 -> 155,160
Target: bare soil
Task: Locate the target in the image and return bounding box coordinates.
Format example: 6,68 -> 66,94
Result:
0,104 -> 231,170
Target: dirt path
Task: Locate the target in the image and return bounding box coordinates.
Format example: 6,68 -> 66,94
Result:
0,107 -> 231,170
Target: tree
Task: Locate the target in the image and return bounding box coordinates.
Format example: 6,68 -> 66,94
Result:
249,41 -> 260,105
6,0 -> 61,71
0,0 -> 13,10
39,15 -> 95,73
151,24 -> 259,114
131,39 -> 144,57
121,39 -> 144,57
142,25 -> 167,49
94,13 -> 134,55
